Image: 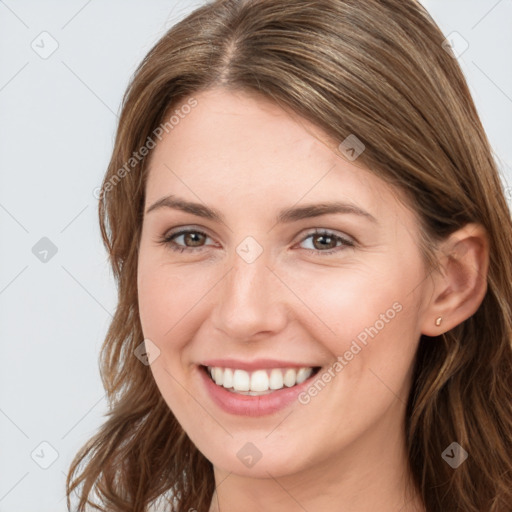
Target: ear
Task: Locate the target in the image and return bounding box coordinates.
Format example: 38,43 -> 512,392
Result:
420,223 -> 489,336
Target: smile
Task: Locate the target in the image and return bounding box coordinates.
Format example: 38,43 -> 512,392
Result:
205,366 -> 321,395
198,363 -> 323,416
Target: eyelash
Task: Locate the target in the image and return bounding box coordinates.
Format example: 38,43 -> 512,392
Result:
157,228 -> 355,256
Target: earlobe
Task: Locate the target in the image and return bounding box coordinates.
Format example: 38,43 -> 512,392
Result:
421,223 -> 489,337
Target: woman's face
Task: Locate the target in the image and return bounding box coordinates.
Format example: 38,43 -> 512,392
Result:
137,87 -> 433,480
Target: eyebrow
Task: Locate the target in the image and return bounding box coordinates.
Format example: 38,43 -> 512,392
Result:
145,194 -> 378,224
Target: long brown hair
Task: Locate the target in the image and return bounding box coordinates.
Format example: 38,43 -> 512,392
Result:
66,0 -> 512,510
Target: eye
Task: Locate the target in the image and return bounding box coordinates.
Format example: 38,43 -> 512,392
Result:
157,227 -> 355,255
158,228 -> 213,253
297,229 -> 355,255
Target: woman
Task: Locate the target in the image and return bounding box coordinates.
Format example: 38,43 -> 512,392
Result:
66,0 -> 512,511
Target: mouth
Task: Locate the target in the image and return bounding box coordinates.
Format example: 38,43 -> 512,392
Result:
200,364 -> 322,396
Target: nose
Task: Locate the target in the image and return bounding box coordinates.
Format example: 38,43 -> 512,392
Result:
211,248 -> 288,341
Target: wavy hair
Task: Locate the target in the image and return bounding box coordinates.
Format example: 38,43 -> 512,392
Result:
66,0 -> 512,510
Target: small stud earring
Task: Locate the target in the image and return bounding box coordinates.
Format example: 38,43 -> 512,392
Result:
435,316 -> 443,326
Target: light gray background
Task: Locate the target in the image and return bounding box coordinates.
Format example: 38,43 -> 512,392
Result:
0,1 -> 511,511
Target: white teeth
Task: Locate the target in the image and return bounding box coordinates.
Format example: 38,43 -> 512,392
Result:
206,366 -> 316,393
296,367 -> 312,384
283,369 -> 296,387
222,368 -> 233,389
213,367 -> 224,386
250,370 -> 269,391
269,368 -> 284,390
232,369 -> 250,391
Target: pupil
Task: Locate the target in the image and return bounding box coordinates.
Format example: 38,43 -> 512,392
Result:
186,233 -> 204,246
315,234 -> 334,250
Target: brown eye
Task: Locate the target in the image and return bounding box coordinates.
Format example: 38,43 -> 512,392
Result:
179,232 -> 207,247
311,233 -> 338,251
299,229 -> 355,255
160,229 -> 212,253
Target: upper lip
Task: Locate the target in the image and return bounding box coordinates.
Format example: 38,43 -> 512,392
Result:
200,358 -> 322,371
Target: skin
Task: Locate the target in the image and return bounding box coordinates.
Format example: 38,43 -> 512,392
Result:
137,87 -> 489,512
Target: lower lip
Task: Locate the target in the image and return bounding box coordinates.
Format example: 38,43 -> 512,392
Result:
198,365 -> 320,417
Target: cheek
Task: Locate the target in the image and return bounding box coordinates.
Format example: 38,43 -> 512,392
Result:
137,254 -> 217,357
138,263 -> 173,342
137,246 -> 184,346
281,263 -> 408,337
137,257 -> 202,412
279,261 -> 422,383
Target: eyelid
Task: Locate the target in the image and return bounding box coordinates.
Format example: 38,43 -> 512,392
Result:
160,226 -> 215,249
163,225 -> 212,239
158,226 -> 356,254
295,229 -> 355,254
162,225 -> 355,243
298,228 -> 355,245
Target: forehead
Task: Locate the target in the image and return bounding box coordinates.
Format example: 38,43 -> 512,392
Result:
144,88 -> 415,229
